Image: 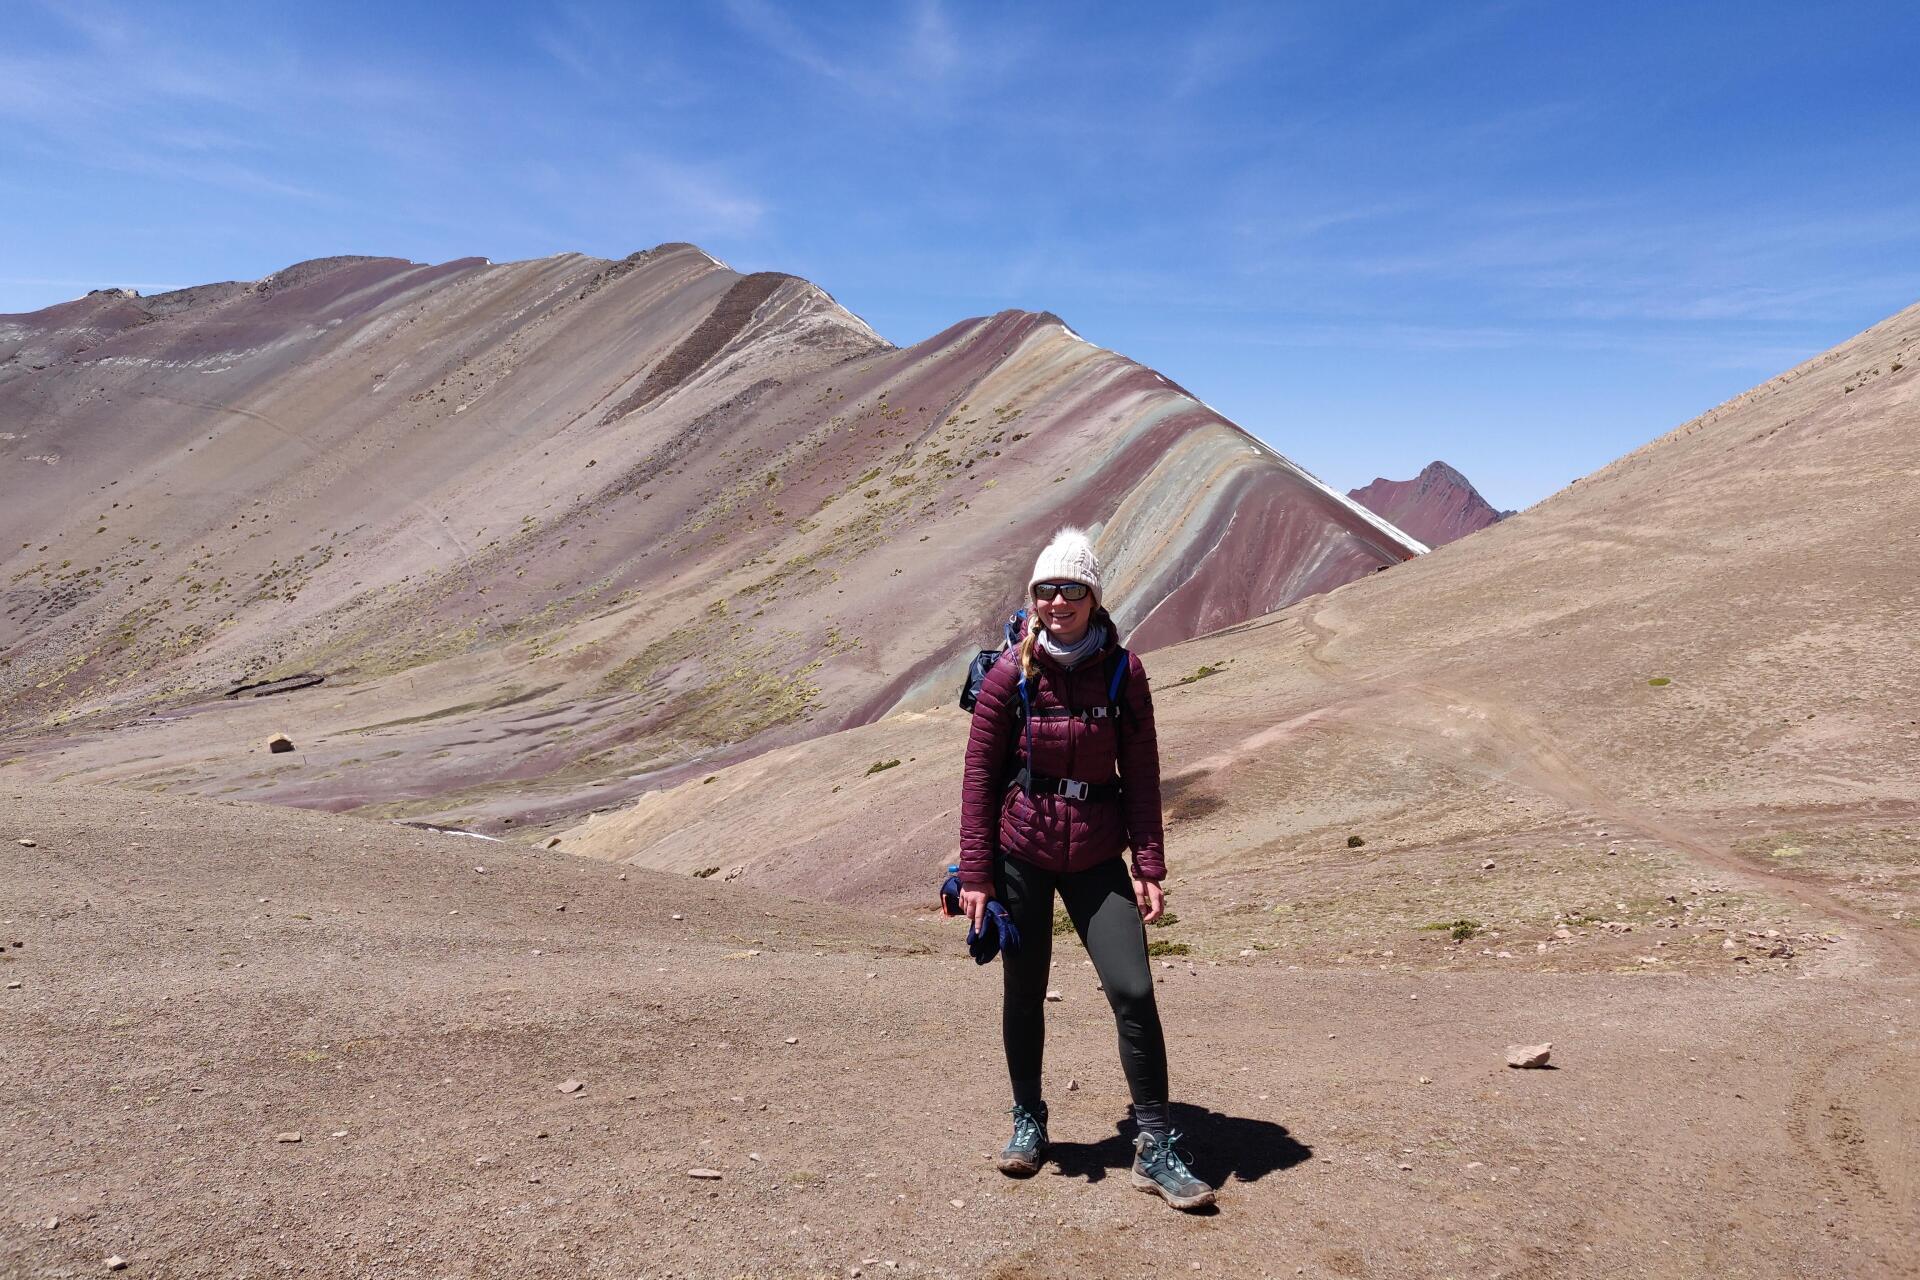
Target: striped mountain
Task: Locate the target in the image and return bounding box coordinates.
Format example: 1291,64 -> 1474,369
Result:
0,245 -> 1420,827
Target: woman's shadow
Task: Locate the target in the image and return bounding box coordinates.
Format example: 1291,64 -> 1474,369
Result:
1045,1103 -> 1311,1202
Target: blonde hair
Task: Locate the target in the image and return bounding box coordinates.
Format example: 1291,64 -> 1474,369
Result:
1019,610 -> 1044,682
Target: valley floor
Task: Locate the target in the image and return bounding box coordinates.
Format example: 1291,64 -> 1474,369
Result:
3,784 -> 1916,1279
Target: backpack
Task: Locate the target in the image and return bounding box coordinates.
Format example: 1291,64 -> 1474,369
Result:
957,610 -> 1027,713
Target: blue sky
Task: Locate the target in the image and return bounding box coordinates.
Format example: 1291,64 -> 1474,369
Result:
5,1 -> 1918,510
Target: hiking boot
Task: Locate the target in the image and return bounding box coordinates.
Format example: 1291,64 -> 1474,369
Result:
1131,1129 -> 1215,1209
996,1103 -> 1049,1175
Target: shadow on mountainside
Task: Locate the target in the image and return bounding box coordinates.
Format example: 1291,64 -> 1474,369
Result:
1047,1103 -> 1312,1194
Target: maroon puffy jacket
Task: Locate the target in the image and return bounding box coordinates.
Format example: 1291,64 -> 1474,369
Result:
959,617 -> 1166,889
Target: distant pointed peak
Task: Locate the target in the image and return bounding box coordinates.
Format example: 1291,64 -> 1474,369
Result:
1347,461 -> 1503,548
1417,459 -> 1472,487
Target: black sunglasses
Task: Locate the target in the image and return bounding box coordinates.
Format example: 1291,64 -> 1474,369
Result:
1033,581 -> 1091,602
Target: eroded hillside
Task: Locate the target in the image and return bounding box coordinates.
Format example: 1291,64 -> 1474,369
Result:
0,247 -> 1419,825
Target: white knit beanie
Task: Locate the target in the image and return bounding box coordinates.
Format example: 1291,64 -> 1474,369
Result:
1029,526 -> 1102,602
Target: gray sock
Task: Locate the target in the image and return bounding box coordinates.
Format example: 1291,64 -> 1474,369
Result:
1133,1100 -> 1169,1140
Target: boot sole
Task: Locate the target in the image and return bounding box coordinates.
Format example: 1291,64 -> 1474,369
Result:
996,1145 -> 1046,1176
1131,1170 -> 1216,1210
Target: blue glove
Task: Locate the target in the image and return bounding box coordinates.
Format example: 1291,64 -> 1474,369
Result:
966,900 -> 1023,965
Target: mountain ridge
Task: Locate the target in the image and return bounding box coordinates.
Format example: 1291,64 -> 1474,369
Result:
0,244 -> 1420,827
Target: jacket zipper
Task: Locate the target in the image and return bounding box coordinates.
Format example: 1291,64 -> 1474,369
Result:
1061,657 -> 1076,867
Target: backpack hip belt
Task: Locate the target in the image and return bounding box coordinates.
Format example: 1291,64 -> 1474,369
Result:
1011,767 -> 1122,802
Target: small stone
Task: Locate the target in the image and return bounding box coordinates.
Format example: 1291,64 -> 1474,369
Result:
330,1130 -> 348,1138
1506,1043 -> 1553,1069
268,733 -> 294,753
1066,1078 -> 1080,1092
275,1131 -> 301,1143
5,980 -> 19,990
1417,1076 -> 1432,1085
671,913 -> 684,921
558,1079 -> 584,1094
749,1152 -> 763,1161
473,866 -> 486,874
1481,860 -> 1496,871
1398,1162 -> 1413,1171
545,837 -> 562,849
688,1168 -> 723,1180
785,1036 -> 799,1045
15,838 -> 35,847
106,1258 -> 128,1272
43,1217 -> 58,1230
950,1198 -> 965,1208
1044,990 -> 1062,1002
617,873 -> 627,880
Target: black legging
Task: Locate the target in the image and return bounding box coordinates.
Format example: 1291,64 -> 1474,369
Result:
994,853 -> 1169,1105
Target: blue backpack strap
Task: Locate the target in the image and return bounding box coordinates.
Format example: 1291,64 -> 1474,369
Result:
1018,671 -> 1035,795
1107,647 -> 1129,705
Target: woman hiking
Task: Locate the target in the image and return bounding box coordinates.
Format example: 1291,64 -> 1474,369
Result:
957,527 -> 1215,1211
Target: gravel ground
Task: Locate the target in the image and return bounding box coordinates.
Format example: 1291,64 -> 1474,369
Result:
4,783 -> 1916,1279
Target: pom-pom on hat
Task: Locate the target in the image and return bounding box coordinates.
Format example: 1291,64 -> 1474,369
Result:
1029,526 -> 1102,602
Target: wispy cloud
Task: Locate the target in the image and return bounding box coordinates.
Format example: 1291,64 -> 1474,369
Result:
1166,5 -> 1292,99
622,152 -> 768,237
719,0 -> 982,104
534,3 -> 705,107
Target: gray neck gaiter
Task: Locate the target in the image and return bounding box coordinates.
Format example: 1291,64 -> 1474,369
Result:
1037,620 -> 1107,671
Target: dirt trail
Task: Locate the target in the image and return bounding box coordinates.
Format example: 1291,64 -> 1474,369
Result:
1251,603 -> 1920,976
